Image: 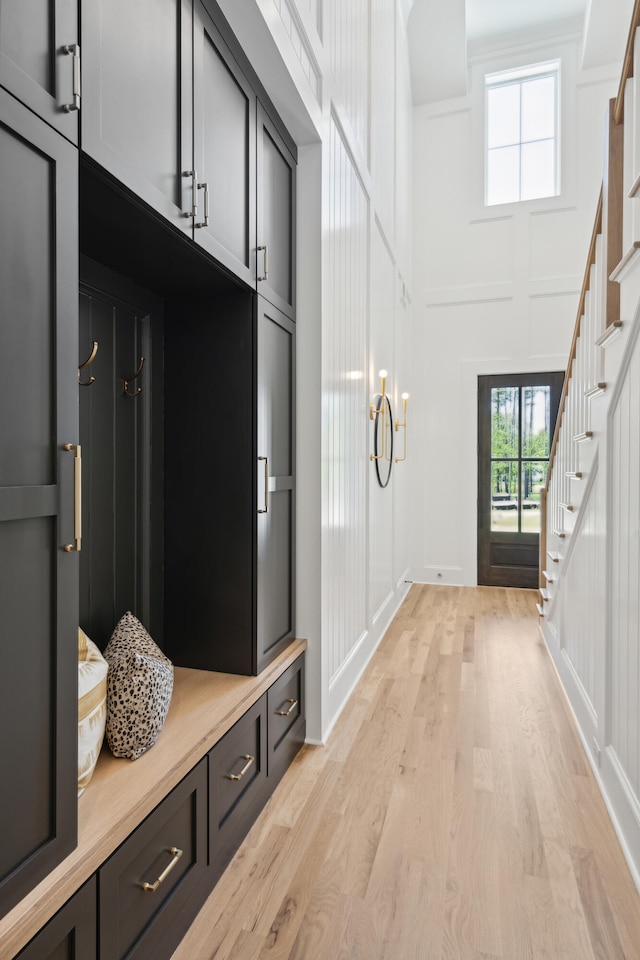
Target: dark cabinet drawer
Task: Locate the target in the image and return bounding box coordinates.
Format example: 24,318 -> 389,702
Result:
209,696 -> 267,880
267,654 -> 305,784
15,878 -> 96,960
99,760 -> 208,960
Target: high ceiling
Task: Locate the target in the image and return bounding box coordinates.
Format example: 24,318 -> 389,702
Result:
408,0 -> 635,105
466,0 -> 588,42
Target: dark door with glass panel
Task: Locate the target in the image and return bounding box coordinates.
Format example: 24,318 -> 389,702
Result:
478,372 -> 563,588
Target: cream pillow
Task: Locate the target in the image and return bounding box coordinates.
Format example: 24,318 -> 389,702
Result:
78,627 -> 108,796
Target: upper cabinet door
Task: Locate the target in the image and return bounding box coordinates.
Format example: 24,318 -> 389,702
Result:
0,0 -> 79,143
81,0 -> 192,233
0,88 -> 78,920
257,300 -> 295,672
257,105 -> 296,319
193,2 -> 256,286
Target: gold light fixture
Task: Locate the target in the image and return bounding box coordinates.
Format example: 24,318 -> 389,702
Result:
370,369 -> 389,462
395,393 -> 409,462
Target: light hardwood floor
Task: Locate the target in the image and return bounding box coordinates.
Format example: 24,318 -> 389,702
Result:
172,585 -> 640,960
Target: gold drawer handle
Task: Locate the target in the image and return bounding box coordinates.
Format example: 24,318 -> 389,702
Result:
276,698 -> 298,717
227,754 -> 255,781
140,846 -> 183,893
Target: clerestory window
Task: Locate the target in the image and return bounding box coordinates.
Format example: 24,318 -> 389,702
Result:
485,62 -> 560,206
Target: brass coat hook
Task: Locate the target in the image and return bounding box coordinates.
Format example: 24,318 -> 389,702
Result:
123,356 -> 145,398
78,341 -> 98,386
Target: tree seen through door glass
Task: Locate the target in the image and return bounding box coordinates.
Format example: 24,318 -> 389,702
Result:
521,460 -> 548,533
522,385 -> 550,456
489,385 -> 551,533
491,387 -> 519,457
491,460 -> 519,531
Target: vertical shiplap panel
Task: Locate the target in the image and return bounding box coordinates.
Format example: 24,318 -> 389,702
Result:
369,221 -> 395,621
563,471 -> 602,715
610,333 -> 640,801
371,0 -> 395,235
328,0 -> 370,162
628,351 -> 640,790
325,115 -> 369,684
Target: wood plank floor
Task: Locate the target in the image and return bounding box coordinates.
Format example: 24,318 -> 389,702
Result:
172,585 -> 640,960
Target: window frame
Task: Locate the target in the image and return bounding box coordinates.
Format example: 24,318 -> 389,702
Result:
484,60 -> 561,208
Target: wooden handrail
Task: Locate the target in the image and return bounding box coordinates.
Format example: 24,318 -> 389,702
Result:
544,189 -> 603,494
614,0 -> 640,124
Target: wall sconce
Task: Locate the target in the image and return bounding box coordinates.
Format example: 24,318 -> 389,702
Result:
370,369 -> 394,488
395,393 -> 409,463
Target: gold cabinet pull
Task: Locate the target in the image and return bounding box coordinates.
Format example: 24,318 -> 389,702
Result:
63,443 -> 82,552
139,846 -> 183,893
227,754 -> 255,781
258,456 -> 269,514
276,699 -> 298,717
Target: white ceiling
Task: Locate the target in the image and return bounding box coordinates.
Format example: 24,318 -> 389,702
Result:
466,0 -> 588,42
408,0 -> 635,105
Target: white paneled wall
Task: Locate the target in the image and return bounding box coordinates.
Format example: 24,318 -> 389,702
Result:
327,0 -> 370,163
609,327 -> 640,802
369,221 -> 396,623
559,466 -> 603,722
371,0 -> 396,239
324,115 -> 370,685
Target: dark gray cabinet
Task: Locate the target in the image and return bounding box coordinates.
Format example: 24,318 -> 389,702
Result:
193,1 -> 256,285
81,0 -> 193,232
15,879 -> 96,960
0,0 -> 79,143
257,300 -> 296,670
80,0 -> 295,303
0,87 -> 78,918
257,106 -> 296,319
99,761 -> 208,960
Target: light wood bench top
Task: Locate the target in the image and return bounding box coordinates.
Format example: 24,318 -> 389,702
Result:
1,639 -> 307,959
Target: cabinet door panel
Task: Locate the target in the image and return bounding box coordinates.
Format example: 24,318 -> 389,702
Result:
0,0 -> 78,143
16,878 -> 96,960
257,301 -> 295,671
257,106 -> 295,319
81,0 -> 192,232
99,761 -> 208,960
193,2 -> 256,284
0,89 -> 78,919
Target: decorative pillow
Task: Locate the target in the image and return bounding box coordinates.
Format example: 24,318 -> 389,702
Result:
104,611 -> 173,760
78,627 -> 108,796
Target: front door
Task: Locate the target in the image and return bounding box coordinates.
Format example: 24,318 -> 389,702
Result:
478,372 -> 564,588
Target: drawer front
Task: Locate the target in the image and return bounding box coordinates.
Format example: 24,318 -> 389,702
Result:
267,653 -> 305,782
15,877 -> 96,960
209,695 -> 267,876
99,760 -> 208,960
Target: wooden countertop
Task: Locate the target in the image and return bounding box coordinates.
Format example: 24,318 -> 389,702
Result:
1,639 -> 307,959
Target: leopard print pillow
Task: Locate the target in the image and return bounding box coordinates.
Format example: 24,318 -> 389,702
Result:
104,612 -> 174,760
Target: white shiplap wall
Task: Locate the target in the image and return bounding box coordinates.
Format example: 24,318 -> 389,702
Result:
609,327 -> 640,802
324,114 -> 370,684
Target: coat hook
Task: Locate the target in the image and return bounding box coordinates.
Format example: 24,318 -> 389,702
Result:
78,341 -> 98,386
123,356 -> 145,398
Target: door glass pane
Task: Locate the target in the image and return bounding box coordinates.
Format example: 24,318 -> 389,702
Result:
522,461 -> 547,532
491,461 -> 519,531
522,385 -> 551,456
491,387 -> 519,457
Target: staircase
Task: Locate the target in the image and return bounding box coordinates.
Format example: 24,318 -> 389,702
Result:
540,0 -> 640,892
